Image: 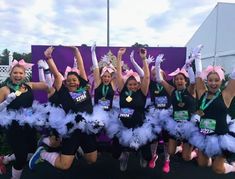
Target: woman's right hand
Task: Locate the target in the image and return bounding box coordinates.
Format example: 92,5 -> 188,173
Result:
118,48 -> 126,57
44,46 -> 54,59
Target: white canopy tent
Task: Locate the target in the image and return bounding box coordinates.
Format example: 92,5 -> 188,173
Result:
186,2 -> 235,74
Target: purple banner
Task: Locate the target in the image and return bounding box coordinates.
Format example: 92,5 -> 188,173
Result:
32,45 -> 186,102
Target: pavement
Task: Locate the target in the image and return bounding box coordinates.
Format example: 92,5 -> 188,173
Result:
0,145 -> 235,179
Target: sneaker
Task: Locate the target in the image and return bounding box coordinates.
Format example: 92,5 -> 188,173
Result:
0,156 -> 6,174
29,146 -> 44,170
75,147 -> 84,160
119,152 -> 129,172
162,160 -> 170,173
140,154 -> 148,168
148,154 -> 158,169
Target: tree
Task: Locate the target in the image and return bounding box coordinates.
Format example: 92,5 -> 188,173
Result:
0,48 -> 10,65
12,52 -> 32,63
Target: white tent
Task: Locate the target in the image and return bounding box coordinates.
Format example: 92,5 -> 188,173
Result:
186,2 -> 235,74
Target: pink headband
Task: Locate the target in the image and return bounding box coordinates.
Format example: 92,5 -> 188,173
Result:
100,64 -> 116,77
168,68 -> 189,78
10,59 -> 34,71
64,66 -> 80,79
123,69 -> 141,83
201,65 -> 224,80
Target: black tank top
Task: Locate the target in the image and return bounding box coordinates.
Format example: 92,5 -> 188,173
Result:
7,83 -> 33,110
199,92 -> 228,135
149,80 -> 171,109
57,81 -> 93,114
119,86 -> 146,128
94,83 -> 114,110
171,88 -> 196,121
48,91 -> 60,107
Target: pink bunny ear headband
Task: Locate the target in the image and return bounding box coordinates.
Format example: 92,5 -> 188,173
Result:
10,59 -> 34,71
123,69 -> 141,83
201,65 -> 224,80
100,64 -> 116,77
168,68 -> 189,78
64,66 -> 80,79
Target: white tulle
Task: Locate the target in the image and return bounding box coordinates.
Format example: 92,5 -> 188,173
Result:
1,98 -> 235,152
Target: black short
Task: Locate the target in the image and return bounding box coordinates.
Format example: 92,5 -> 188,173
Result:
61,130 -> 97,155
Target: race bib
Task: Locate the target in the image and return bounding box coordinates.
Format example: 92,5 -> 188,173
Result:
174,110 -> 189,121
199,118 -> 216,134
119,108 -> 134,118
98,99 -> 110,110
70,91 -> 87,103
155,96 -> 167,108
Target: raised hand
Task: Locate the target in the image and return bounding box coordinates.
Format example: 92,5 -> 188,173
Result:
155,54 -> 164,66
44,46 -> 54,59
191,44 -> 203,59
130,50 -> 135,63
130,50 -> 144,77
146,55 -> 155,64
91,42 -> 96,52
139,48 -> 147,60
118,48 -> 126,57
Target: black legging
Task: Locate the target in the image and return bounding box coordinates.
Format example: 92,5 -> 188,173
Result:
6,121 -> 37,170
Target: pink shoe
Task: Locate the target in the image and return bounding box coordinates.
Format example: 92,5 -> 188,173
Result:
0,156 -> 6,174
148,154 -> 158,169
162,160 -> 170,173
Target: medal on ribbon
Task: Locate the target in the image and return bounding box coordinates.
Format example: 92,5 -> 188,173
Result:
125,90 -> 133,103
126,96 -> 132,102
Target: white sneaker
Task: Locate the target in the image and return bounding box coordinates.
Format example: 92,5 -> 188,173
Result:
140,154 -> 147,168
119,152 -> 129,171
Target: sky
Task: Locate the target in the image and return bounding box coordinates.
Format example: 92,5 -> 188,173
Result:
0,0 -> 235,53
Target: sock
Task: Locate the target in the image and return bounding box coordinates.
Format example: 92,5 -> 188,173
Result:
3,154 -> 16,164
11,167 -> 22,179
164,144 -> 170,161
42,137 -> 51,146
224,163 -> 235,174
175,145 -> 182,154
119,152 -> 129,161
41,151 -> 59,166
151,142 -> 158,156
190,150 -> 198,160
208,158 -> 212,166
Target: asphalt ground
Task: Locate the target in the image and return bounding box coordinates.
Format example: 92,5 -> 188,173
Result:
0,144 -> 235,179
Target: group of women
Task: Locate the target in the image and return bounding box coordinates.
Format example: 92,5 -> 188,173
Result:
0,44 -> 235,179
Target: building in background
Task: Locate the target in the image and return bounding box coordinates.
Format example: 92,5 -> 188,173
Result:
186,2 -> 235,74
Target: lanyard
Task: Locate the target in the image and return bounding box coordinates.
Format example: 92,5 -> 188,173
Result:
102,85 -> 109,98
200,90 -> 221,111
75,87 -> 85,93
6,81 -> 21,91
175,89 -> 185,102
125,90 -> 132,97
156,83 -> 163,92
